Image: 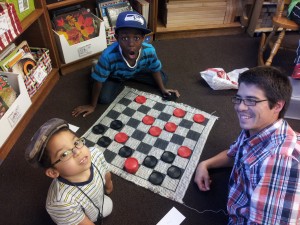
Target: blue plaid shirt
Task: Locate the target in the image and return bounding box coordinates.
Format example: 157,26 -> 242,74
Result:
91,42 -> 162,82
227,119 -> 300,225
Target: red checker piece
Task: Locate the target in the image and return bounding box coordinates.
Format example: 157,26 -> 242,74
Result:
149,126 -> 162,137
135,95 -> 146,104
193,114 -> 205,123
124,157 -> 139,174
114,132 -> 128,143
178,146 -> 192,158
164,122 -> 177,133
142,115 -> 155,125
173,108 -> 186,118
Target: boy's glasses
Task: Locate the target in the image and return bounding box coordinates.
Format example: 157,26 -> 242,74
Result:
231,96 -> 268,106
51,138 -> 85,167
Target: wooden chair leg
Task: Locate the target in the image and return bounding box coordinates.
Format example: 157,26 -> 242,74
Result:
266,29 -> 286,66
258,33 -> 266,65
257,25 -> 279,65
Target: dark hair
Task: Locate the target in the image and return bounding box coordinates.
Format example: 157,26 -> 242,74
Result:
238,66 -> 292,118
39,127 -> 75,168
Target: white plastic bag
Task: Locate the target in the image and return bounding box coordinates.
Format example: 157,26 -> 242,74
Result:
200,68 -> 248,90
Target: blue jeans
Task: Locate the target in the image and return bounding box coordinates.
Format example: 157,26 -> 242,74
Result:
98,71 -> 168,104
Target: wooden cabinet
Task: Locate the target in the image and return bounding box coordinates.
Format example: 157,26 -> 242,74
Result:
0,0 -> 60,161
149,0 -> 244,40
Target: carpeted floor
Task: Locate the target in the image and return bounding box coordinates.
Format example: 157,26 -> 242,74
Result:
0,33 -> 300,225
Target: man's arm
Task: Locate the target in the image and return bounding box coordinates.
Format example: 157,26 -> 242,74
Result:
194,150 -> 233,191
72,81 -> 102,117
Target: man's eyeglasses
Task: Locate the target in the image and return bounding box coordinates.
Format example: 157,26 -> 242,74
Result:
231,96 -> 268,106
51,138 -> 85,167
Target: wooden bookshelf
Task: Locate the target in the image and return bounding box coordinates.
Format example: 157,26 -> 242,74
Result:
151,0 -> 244,40
0,0 -> 60,163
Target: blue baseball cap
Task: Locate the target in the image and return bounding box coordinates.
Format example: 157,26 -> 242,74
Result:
115,11 -> 151,34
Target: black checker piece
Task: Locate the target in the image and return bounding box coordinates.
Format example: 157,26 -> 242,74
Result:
92,124 -> 106,135
167,166 -> 182,179
148,171 -> 164,185
161,151 -> 176,163
118,146 -> 133,158
110,120 -> 123,130
97,136 -> 112,148
143,156 -> 158,168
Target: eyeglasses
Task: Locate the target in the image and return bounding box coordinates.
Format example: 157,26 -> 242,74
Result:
231,96 -> 268,106
51,138 -> 85,167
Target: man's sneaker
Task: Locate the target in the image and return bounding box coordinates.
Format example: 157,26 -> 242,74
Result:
292,64 -> 300,79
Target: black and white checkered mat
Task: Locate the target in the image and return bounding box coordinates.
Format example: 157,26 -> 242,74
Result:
83,87 -> 218,203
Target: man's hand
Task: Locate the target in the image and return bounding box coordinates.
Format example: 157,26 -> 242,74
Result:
72,105 -> 95,117
194,162 -> 212,191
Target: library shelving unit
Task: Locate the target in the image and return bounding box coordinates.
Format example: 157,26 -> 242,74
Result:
149,0 -> 244,40
0,0 -> 60,162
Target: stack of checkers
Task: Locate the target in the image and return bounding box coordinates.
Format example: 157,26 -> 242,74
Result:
83,87 -> 218,203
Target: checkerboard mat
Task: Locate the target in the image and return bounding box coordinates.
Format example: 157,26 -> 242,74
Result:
83,87 -> 218,203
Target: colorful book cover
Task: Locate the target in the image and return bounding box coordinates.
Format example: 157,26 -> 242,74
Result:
53,8 -> 99,45
0,41 -> 34,74
0,75 -> 17,119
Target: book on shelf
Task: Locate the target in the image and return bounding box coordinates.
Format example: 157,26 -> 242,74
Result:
0,75 -> 17,119
130,0 -> 149,25
97,0 -> 129,18
106,2 -> 133,27
52,8 -> 100,45
0,41 -> 36,79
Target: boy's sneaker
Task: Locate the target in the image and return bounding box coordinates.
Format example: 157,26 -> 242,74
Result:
292,64 -> 300,79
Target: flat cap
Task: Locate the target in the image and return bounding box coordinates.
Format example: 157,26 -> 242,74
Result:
25,118 -> 69,168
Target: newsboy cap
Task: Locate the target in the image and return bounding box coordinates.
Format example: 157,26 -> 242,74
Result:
25,118 -> 69,168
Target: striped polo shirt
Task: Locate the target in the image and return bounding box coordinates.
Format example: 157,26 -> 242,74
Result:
91,41 -> 162,82
46,147 -> 108,225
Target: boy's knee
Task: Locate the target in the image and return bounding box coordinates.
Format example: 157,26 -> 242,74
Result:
98,97 -> 114,104
102,195 -> 113,217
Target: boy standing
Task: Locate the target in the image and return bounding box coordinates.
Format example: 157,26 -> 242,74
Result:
194,66 -> 300,224
72,11 -> 180,117
25,118 -> 113,225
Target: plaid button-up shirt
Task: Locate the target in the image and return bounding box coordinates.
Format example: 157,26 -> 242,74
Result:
227,119 -> 300,225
